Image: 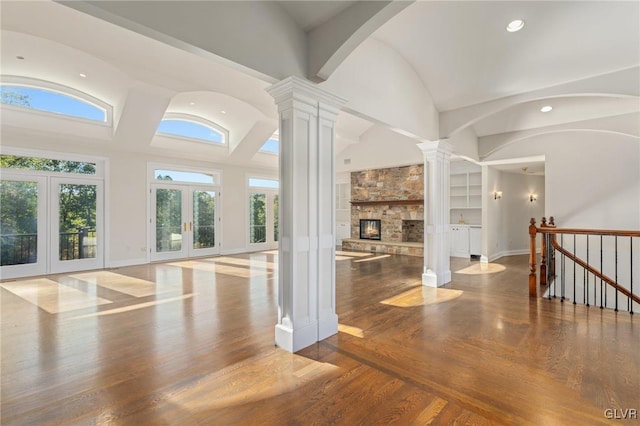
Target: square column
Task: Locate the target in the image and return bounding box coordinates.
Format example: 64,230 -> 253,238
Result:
417,140 -> 453,287
267,77 -> 346,353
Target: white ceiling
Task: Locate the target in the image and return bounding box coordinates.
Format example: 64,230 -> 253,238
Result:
278,1 -> 356,32
373,1 -> 640,111
0,0 -> 638,175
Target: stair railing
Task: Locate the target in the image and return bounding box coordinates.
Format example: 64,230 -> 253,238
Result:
529,217 -> 640,314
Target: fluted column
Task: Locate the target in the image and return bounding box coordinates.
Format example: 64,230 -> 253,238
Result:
267,76 -> 346,352
417,140 -> 453,287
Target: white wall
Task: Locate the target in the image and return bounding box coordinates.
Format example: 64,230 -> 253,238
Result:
501,173 -> 545,255
336,125 -> 422,173
484,131 -> 640,230
0,126 -> 277,267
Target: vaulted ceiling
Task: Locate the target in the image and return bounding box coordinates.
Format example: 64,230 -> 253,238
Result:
1,1 -> 638,172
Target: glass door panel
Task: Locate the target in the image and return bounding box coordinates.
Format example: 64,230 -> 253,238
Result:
249,191 -> 278,250
0,176 -> 47,278
152,186 -> 187,261
51,177 -> 103,274
191,189 -> 218,256
151,185 -> 219,260
273,194 -> 279,243
249,193 -> 267,244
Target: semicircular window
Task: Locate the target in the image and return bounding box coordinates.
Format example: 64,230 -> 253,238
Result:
157,118 -> 225,144
0,85 -> 107,122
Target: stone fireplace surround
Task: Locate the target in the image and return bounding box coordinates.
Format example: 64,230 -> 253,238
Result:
342,164 -> 424,257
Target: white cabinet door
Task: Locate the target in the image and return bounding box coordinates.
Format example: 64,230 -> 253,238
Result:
469,226 -> 482,256
450,226 -> 470,258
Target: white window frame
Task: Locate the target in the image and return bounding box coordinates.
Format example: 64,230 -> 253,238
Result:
0,146 -> 109,276
0,75 -> 113,126
156,113 -> 229,146
147,163 -> 222,261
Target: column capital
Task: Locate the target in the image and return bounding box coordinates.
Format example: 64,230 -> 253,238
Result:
416,139 -> 454,155
267,76 -> 347,110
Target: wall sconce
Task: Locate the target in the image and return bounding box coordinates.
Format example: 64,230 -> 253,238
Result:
529,193 -> 538,202
493,191 -> 502,200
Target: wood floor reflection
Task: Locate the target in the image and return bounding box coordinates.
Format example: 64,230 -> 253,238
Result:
1,252 -> 638,425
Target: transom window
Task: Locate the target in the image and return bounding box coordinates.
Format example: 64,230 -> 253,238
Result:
156,115 -> 227,145
0,79 -> 110,123
1,154 -> 97,175
154,169 -> 216,184
248,178 -> 279,189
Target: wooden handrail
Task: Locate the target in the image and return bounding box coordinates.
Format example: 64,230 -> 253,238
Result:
551,239 -> 640,305
529,217 -> 639,309
536,228 -> 640,237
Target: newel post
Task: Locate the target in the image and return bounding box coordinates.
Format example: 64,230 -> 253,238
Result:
529,218 -> 537,297
540,217 -> 548,287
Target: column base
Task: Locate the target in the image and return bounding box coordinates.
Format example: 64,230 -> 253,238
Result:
480,255 -> 489,264
318,312 -> 338,341
275,321 -> 318,353
422,269 -> 451,287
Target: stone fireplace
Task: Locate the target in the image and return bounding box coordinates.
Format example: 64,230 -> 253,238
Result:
402,220 -> 424,243
342,164 -> 425,257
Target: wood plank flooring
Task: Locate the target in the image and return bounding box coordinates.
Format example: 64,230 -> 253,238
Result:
1,252 -> 638,425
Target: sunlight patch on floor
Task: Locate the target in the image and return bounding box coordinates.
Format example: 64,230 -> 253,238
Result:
168,260 -> 270,278
1,278 -> 112,313
69,294 -> 195,319
381,286 -> 463,307
338,323 -> 365,338
455,263 -> 506,275
335,255 -> 354,261
335,251 -> 373,257
354,255 -> 390,263
67,271 -> 177,297
213,256 -> 277,270
168,349 -> 340,412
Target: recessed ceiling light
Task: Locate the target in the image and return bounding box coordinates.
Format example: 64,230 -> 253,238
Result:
220,110 -> 226,114
540,105 -> 553,113
506,19 -> 525,32
189,102 -> 196,106
16,56 -> 25,60
79,73 -> 87,78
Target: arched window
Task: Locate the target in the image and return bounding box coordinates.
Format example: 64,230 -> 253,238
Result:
156,114 -> 227,145
0,77 -> 110,124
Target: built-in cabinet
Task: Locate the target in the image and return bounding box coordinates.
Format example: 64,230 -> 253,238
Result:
450,224 -> 482,258
450,171 -> 482,226
336,182 -> 350,244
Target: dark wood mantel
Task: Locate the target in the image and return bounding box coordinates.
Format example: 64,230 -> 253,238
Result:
350,199 -> 424,206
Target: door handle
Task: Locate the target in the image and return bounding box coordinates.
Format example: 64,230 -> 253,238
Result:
189,222 -> 192,231
183,223 -> 187,232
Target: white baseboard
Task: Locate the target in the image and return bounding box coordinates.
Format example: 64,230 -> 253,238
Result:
488,249 -> 536,262
221,247 -> 252,255
108,258 -> 147,268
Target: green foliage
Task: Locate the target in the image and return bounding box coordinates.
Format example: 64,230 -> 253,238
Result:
58,184 -> 96,232
249,193 -> 266,243
1,181 -> 38,236
0,155 -> 96,174
1,88 -> 31,107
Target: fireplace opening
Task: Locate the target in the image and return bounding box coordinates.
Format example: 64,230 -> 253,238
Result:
402,220 -> 424,243
360,219 -> 381,240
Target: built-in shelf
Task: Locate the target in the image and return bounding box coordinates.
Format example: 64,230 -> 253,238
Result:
350,199 -> 423,206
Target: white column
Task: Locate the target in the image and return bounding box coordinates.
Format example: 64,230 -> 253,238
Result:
267,76 -> 346,353
417,140 -> 453,287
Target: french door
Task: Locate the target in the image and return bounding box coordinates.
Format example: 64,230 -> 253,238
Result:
248,191 -> 279,250
0,174 -> 104,278
151,184 -> 219,261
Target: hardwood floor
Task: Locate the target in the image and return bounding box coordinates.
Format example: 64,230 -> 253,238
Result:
1,252 -> 638,425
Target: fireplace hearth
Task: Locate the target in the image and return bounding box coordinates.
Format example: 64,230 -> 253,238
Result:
360,219 -> 381,240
